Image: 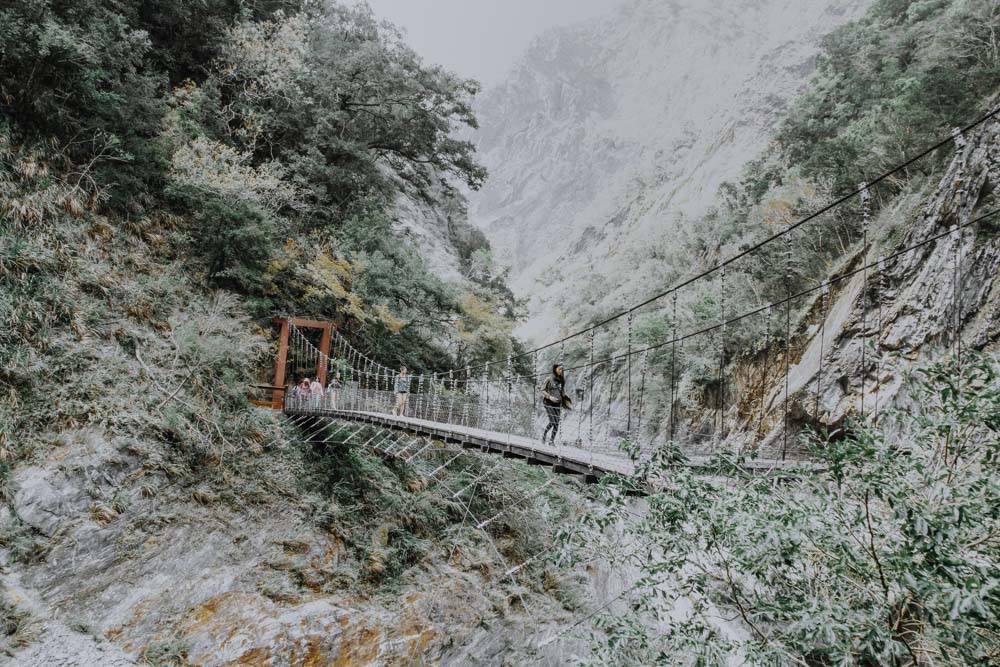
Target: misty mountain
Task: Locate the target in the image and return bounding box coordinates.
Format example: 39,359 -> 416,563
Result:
469,0 -> 870,341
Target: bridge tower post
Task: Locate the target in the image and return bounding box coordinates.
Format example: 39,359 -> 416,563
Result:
272,317 -> 290,408
317,322 -> 332,386
270,317 -> 334,408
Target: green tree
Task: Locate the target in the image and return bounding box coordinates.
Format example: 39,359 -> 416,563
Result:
776,0 -> 1000,195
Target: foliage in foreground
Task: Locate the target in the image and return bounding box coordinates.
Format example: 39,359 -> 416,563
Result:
562,354 -> 1000,666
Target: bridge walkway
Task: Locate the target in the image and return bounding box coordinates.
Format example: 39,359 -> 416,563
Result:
284,407 -> 633,481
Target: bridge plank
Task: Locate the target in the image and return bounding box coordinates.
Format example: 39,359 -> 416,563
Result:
287,408 -> 635,479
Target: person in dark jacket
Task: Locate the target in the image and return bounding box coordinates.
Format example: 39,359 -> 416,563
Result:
541,364 -> 566,445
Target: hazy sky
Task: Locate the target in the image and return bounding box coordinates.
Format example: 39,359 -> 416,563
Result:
362,0 -> 627,86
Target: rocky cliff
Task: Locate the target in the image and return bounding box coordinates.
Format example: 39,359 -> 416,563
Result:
739,110 -> 1000,457
392,185 -> 489,285
1,419 -> 597,665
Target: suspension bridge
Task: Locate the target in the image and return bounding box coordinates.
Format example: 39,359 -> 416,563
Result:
267,315 -> 637,481
242,107 -> 998,652
251,107 -> 998,489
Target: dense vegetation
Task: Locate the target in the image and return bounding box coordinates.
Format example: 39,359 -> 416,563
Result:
294,420 -> 573,595
569,354 -> 1000,666
721,0 -> 998,299
0,0 -> 522,381
553,1 -> 1000,663
0,1 -> 542,646
0,1 -> 524,478
777,0 -> 1000,194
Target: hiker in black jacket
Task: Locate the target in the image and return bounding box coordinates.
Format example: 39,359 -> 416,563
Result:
541,364 -> 567,445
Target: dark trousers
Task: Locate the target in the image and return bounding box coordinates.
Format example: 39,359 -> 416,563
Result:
543,403 -> 561,442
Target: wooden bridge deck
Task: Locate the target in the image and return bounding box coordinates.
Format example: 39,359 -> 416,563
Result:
285,408 -> 634,481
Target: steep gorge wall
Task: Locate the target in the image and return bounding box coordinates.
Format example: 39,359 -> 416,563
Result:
723,113 -> 1000,457
393,186 -> 489,284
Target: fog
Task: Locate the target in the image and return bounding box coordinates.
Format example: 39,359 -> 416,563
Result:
361,0 -> 627,86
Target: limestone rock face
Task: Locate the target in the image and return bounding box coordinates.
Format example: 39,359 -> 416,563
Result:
392,185 -> 489,285
1,429 -> 601,665
13,470 -> 73,538
12,430 -> 137,537
739,114 -> 1000,457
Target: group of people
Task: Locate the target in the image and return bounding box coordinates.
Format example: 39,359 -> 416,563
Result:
287,367 -> 412,415
286,360 -> 570,446
289,373 -> 344,409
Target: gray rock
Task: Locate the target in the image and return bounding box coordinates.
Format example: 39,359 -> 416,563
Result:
8,622 -> 139,667
13,469 -> 75,537
749,111 -> 1000,457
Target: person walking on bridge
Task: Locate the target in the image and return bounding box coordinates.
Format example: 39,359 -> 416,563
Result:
541,364 -> 568,445
295,378 -> 310,408
326,372 -> 343,410
392,366 -> 411,416
309,377 -> 324,409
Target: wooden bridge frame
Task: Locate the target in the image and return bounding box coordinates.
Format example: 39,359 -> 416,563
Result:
265,317 -> 332,408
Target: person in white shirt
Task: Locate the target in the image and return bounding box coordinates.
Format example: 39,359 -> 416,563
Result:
309,377 -> 323,409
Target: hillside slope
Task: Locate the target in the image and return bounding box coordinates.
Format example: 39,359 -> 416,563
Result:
0,2 -> 550,663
